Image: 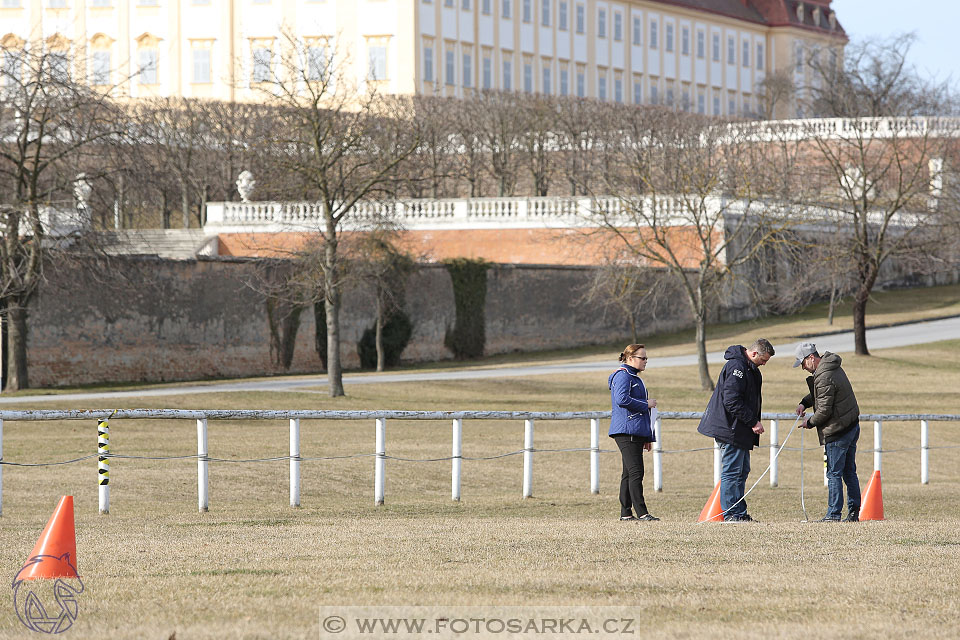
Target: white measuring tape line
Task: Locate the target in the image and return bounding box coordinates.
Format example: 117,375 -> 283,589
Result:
696,414 -> 804,524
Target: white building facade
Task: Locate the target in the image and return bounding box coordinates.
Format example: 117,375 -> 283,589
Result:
0,0 -> 845,116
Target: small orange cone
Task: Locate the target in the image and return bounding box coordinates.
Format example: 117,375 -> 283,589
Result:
698,482 -> 724,522
18,496 -> 79,580
859,471 -> 884,521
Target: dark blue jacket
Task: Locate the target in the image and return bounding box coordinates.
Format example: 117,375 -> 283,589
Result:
697,346 -> 762,450
608,365 -> 655,441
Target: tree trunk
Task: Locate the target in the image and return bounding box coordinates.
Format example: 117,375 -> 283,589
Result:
375,292 -> 385,372
852,285 -> 870,356
161,191 -> 171,229
181,179 -> 190,229
324,216 -> 344,396
827,284 -> 837,326
325,289 -> 344,396
5,303 -> 29,391
696,312 -> 713,391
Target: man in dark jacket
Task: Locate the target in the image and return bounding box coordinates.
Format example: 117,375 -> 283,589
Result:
697,339 -> 774,522
793,342 -> 861,522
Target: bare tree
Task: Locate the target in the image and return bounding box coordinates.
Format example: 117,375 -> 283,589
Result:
252,33 -> 421,396
581,259 -> 676,344
555,96 -> 606,195
590,108 -> 802,390
757,69 -> 796,121
471,91 -> 524,197
516,94 -> 557,196
803,35 -> 960,354
0,40 -> 126,390
405,95 -> 460,198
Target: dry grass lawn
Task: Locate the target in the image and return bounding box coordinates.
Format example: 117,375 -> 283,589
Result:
1,290 -> 959,638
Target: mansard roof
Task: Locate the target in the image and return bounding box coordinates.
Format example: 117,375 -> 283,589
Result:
649,0 -> 846,38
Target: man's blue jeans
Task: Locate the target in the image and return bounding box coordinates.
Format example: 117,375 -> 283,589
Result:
825,423 -> 861,519
717,441 -> 750,520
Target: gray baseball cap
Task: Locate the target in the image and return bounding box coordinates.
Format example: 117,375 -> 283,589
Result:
793,342 -> 818,368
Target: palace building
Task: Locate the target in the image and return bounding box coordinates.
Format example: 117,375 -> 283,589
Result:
1,0 -> 845,117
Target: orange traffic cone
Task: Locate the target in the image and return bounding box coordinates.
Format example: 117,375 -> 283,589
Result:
859,471 -> 884,521
698,482 -> 724,522
18,496 -> 79,580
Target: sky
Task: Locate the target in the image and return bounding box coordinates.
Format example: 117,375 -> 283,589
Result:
831,0 -> 960,86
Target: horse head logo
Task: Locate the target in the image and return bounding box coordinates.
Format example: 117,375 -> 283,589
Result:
11,553 -> 85,634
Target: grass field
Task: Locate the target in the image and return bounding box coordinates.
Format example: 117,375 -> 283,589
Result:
1,286 -> 959,638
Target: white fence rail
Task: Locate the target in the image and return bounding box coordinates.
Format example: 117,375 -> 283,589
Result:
0,410 -> 957,515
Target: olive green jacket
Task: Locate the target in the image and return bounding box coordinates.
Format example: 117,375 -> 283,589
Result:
800,352 -> 860,445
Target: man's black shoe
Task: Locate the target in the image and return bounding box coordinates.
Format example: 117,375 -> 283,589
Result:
818,516 -> 841,522
619,515 -> 638,521
844,512 -> 859,522
636,514 -> 660,521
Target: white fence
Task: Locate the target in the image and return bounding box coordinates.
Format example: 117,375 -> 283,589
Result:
0,409 -> 957,515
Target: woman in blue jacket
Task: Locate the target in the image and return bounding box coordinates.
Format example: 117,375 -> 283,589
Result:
608,343 -> 659,521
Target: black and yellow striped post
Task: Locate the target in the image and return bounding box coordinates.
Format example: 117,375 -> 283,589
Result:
98,418 -> 110,514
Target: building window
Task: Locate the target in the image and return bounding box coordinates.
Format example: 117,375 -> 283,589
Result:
614,76 -> 622,102
712,95 -> 719,115
597,71 -> 606,100
192,48 -> 210,83
91,50 -> 110,85
681,26 -> 689,55
444,0 -> 453,6
728,96 -> 735,114
665,24 -> 673,52
614,12 -> 622,41
560,67 -> 568,95
559,1 -> 567,30
462,52 -> 471,87
696,30 -> 704,59
2,0 -> 21,6
712,33 -> 720,62
757,43 -> 764,70
49,0 -> 66,6
649,84 -> 658,104
597,9 -> 606,38
794,42 -> 804,74
252,47 -> 272,82
697,93 -> 704,114
2,50 -> 22,84
445,50 -> 455,84
481,56 -> 491,88
502,59 -> 512,89
139,49 -> 158,84
523,62 -> 532,92
742,41 -> 749,67
522,0 -> 530,23
138,0 -> 158,5
501,0 -> 510,18
482,0 -> 490,13
424,46 -> 434,82
727,35 -> 735,65
665,87 -> 673,106
632,16 -> 641,46
462,0 -> 469,9
542,65 -> 550,93
91,0 -> 111,6
575,4 -> 584,34
576,69 -> 584,97
632,78 -> 640,104
369,45 -> 387,80
541,0 -> 549,26
650,21 -> 657,48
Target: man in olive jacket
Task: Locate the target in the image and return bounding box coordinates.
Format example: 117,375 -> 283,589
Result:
793,342 -> 861,522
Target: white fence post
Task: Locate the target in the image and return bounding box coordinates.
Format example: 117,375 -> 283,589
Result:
589,419 -> 599,494
769,420 -> 779,488
653,416 -> 663,492
98,419 -> 110,514
874,420 -> 883,473
920,420 -> 929,485
523,419 -> 534,498
289,418 -> 300,507
375,418 -> 386,506
713,441 -> 721,486
452,418 -> 463,501
197,418 -> 209,512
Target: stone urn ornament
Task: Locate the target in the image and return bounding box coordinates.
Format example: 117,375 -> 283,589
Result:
236,170 -> 256,203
